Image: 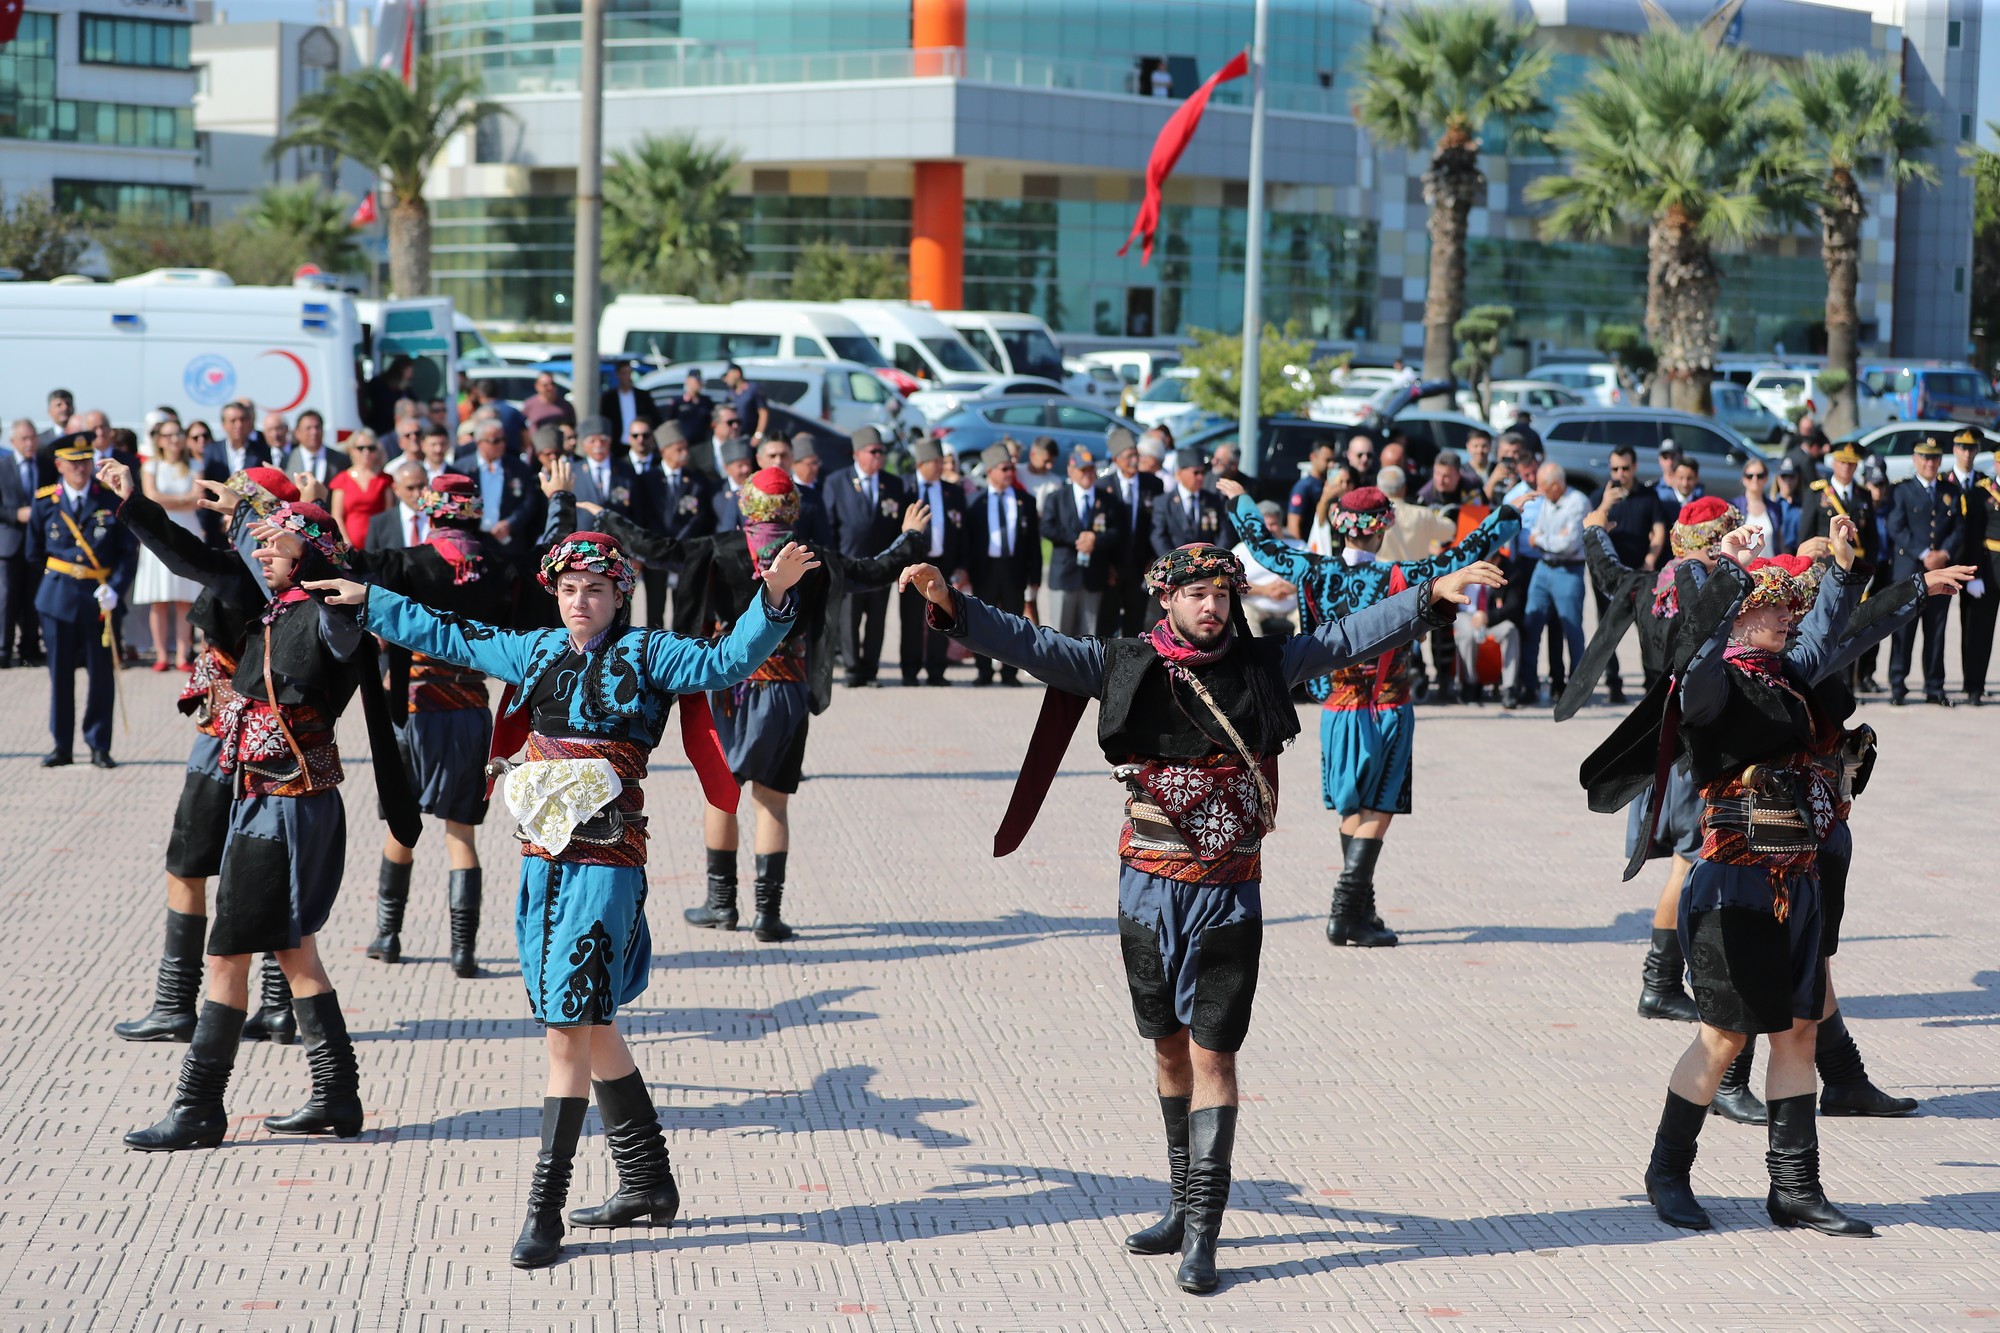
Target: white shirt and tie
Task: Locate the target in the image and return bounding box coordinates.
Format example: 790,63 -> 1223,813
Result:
1119,473 -> 1141,530
297,449 -> 333,484
400,502 -> 427,546
627,450 -> 652,476
588,457 -> 614,499
986,485 -> 1017,558
225,444 -> 250,474
919,476 -> 948,557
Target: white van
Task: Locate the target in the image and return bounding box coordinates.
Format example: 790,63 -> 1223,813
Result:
939,310 -> 1068,384
636,356 -> 902,435
357,298 -> 501,372
600,297 -> 890,369
812,300 -> 1000,387
0,270 -> 367,435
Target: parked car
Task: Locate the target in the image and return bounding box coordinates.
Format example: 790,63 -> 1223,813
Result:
1127,366 -> 1207,433
1862,361 -> 2000,429
1525,361 -> 1632,407
903,375 -> 1069,425
463,364 -> 563,408
1455,380 -> 1583,432
1176,417 -> 1355,507
637,356 -> 902,435
1746,367 -> 1896,430
1063,357 -> 1126,405
1532,406 -> 1765,492
493,341 -> 567,366
1836,420 -> 1999,483
930,397 -> 1144,463
1710,383 -> 1787,444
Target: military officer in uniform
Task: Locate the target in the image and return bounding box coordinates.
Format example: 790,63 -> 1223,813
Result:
27,434 -> 132,768
1885,434 -> 1961,705
1801,442 -> 1883,689
1949,427 -> 1999,704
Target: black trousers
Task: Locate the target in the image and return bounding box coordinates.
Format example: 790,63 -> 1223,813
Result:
842,586 -> 891,684
1961,554 -> 1999,698
971,562 -> 1028,681
1889,586 -> 1951,696
641,565 -> 670,630
43,611 -> 115,755
897,582 -> 949,683
1,554 -> 41,658
1100,568 -> 1152,638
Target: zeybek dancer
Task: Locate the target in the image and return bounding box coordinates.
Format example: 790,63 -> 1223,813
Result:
1217,477 -> 1517,948
897,543 -> 1502,1294
305,527 -> 815,1270
350,473 -> 516,977
112,466 -> 298,1045
561,463 -> 925,941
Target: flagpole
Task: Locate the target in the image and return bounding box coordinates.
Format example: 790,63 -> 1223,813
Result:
1236,0 -> 1268,477
571,0 -> 604,390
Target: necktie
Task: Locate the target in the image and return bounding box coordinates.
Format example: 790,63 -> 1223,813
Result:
1185,494 -> 1196,527
409,511 -> 421,545
867,474 -> 877,508
597,465 -> 609,496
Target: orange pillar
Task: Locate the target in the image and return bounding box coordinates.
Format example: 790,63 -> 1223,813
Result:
910,0 -> 965,309
910,161 -> 964,310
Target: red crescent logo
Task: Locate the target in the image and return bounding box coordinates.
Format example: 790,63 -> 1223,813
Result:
260,349 -> 311,413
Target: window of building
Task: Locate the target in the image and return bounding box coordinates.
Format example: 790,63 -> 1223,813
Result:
194,130 -> 211,170
80,16 -> 192,70
1948,20 -> 1962,49
1963,113 -> 1974,141
54,179 -> 194,221
193,63 -> 210,97
1956,266 -> 1967,295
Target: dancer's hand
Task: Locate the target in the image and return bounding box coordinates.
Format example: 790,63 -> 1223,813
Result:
576,500 -> 603,515
303,577 -> 368,606
899,562 -> 954,610
1215,477 -> 1246,501
1924,564 -> 1977,596
761,541 -> 821,603
1431,561 -> 1505,605
902,500 -> 931,533
249,520 -> 305,562
1720,524 -> 1763,567
540,457 -> 572,498
1828,515 -> 1858,571
193,477 -> 240,515
95,459 -> 134,499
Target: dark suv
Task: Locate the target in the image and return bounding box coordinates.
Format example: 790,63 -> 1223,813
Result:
1532,407 -> 1767,492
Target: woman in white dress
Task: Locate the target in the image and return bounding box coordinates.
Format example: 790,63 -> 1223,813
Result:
133,419 -> 205,671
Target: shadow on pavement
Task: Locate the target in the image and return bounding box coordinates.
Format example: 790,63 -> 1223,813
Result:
1903,1089 -> 2000,1120
1842,971 -> 2000,1027
1398,908 -> 1653,947
646,909 -> 1112,973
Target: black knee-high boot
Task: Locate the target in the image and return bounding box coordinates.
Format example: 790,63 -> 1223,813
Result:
1711,1036 -> 1768,1124
114,909 -> 205,1042
368,857 -> 411,962
1644,1090 -> 1712,1230
448,868 -> 481,978
1175,1105 -> 1237,1294
568,1071 -> 681,1228
685,848 -> 738,930
1126,1094 -> 1191,1255
264,991 -> 363,1137
1638,927 -> 1700,1022
751,851 -> 794,942
1327,837 -> 1395,947
1765,1093 -> 1873,1235
124,1001 -> 244,1151
1816,1009 -> 1918,1116
240,955 -> 296,1044
512,1096 -> 589,1268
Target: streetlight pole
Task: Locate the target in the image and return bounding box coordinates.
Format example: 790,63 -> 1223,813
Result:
1236,0 -> 1268,475
571,0 -> 605,387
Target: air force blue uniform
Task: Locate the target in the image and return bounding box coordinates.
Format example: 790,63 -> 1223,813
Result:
26,481 -> 132,758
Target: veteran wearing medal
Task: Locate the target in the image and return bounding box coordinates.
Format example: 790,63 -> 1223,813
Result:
1042,445 -> 1123,637
28,433 -> 132,768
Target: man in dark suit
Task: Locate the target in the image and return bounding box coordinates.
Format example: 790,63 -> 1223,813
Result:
599,359 -> 655,442
1098,427 -> 1165,636
1041,446 -> 1121,637
198,401 -> 271,543
648,422 -> 716,628
458,416 -> 542,565
961,442 -> 1041,686
569,415 -> 644,525
898,438 -> 966,685
787,435 -> 833,547
711,438 -> 755,531
366,459 -> 431,552
824,425 -> 908,687
281,409 -> 349,487
1947,427 -> 1998,705
617,415 -> 672,625
1,420 -> 45,665
1148,445 -> 1228,612
1885,435 -> 1961,705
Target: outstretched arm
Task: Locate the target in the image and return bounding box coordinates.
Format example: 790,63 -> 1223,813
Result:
902,563 -> 1105,697
1783,561 -> 1865,685
1279,582 -> 1454,686
1397,504 -> 1522,582
587,506 -> 685,568
839,529 -> 925,589
354,585 -> 542,683
642,582 -> 799,690
1224,491 -> 1319,583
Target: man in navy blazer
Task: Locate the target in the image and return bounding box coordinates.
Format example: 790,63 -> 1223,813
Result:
1885,435 -> 1962,705
198,401 -> 271,543
961,442 -> 1041,685
1040,446 -> 1122,636
823,426 -> 909,687
0,420 -> 46,665
456,417 -> 543,565
1099,427 -> 1166,635
898,438 -> 966,685
569,415 -> 645,526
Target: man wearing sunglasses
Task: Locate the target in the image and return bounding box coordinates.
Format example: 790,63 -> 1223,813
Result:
1583,445 -> 1667,703
963,444 -> 1040,686
824,426 -> 909,687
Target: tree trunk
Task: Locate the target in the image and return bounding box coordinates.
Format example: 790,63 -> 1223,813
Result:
1821,171 -> 1864,436
1643,239 -> 1671,407
1649,208 -> 1720,417
1421,134 -> 1483,407
388,195 -> 431,299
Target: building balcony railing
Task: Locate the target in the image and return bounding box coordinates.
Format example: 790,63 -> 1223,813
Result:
446,44 -> 1345,117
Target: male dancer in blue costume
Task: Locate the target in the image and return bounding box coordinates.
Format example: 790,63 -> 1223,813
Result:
1216,476 -> 1518,947
306,528 -> 815,1270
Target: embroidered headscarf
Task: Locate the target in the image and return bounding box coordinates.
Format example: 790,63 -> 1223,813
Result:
1669,495 -> 1743,558
736,465 -> 801,571
538,530 -> 636,594
1741,554 -> 1815,617
267,501 -> 351,572
1144,542 -> 1248,597
1329,486 -> 1396,538
225,466 -> 301,518
418,472 -> 483,529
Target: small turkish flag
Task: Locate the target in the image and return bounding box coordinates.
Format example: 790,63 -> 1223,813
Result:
349,192 -> 378,228
1,0 -> 26,46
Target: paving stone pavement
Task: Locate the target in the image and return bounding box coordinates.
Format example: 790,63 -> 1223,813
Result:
0,608 -> 1996,1332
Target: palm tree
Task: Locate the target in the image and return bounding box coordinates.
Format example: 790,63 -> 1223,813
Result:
1527,26 -> 1808,414
602,132 -> 748,301
1782,51 -> 1936,434
270,58 -> 506,298
1352,3 -> 1551,397
243,182 -> 365,277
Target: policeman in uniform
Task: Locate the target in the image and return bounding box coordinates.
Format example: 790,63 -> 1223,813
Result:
1885,434 -> 1961,705
1800,442 -> 1882,689
26,434 -> 132,767
1950,427 -> 1999,704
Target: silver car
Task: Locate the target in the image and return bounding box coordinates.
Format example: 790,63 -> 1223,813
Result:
1838,421 -> 1998,482
931,396 -> 1146,463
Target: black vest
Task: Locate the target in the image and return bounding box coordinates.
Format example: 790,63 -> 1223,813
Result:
234,598 -> 358,715
1682,666 -> 1821,785
1096,635 -> 1299,762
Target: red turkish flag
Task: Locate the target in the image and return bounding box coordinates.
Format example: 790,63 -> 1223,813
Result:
1,0 -> 26,46
1117,50 -> 1251,266
349,192 -> 378,228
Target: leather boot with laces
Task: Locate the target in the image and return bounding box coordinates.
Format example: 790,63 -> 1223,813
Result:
1125,1095 -> 1190,1255
1175,1105 -> 1237,1294
240,955 -> 296,1044
1326,838 -> 1395,947
750,852 -> 794,942
684,848 -> 738,930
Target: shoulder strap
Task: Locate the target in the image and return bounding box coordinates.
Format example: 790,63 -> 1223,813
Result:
1164,664 -> 1276,833
55,504 -> 103,572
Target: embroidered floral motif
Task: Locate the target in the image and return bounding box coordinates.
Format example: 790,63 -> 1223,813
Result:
559,921 -> 615,1023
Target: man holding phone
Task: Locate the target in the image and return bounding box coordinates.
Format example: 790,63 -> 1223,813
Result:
1586,445 -> 1667,702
